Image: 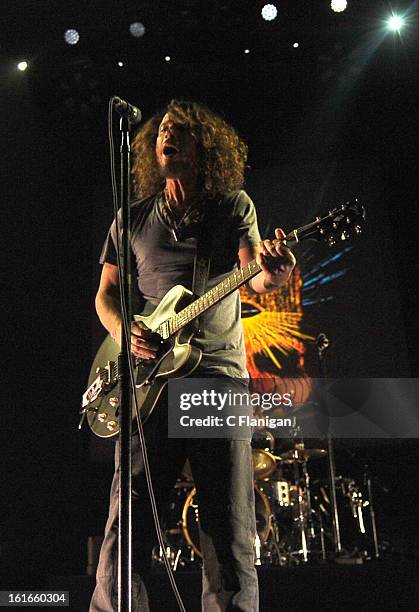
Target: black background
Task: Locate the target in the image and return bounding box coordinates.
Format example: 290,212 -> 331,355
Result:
1,0 -> 418,585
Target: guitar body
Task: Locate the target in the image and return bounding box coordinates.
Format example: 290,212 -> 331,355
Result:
86,285 -> 202,438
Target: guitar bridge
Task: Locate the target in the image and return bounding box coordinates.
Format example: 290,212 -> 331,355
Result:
81,360 -> 117,408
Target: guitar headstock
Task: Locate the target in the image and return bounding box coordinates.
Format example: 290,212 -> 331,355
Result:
297,198 -> 366,247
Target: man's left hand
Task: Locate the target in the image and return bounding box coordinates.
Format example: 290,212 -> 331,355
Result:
256,227 -> 296,290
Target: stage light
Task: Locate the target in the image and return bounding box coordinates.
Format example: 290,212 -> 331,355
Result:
331,0 -> 347,13
129,22 -> 145,38
17,61 -> 28,71
261,4 -> 278,22
165,56 -> 171,62
64,29 -> 80,45
244,48 -> 250,54
387,14 -> 404,31
117,61 -> 124,67
293,42 -> 299,48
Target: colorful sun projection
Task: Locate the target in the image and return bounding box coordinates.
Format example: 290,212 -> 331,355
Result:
240,265 -> 312,378
240,246 -> 352,402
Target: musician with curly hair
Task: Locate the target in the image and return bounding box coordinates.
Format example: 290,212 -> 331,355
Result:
90,100 -> 295,611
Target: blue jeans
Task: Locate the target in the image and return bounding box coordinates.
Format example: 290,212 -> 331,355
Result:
89,399 -> 259,611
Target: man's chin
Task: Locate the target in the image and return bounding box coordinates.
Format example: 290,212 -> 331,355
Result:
158,161 -> 182,179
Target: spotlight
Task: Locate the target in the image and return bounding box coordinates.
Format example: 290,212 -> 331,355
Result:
64,29 -> 80,45
387,14 -> 404,31
17,61 -> 28,71
261,4 -> 278,22
165,56 -> 171,62
117,61 -> 124,67
293,42 -> 299,48
244,48 -> 250,54
331,0 -> 347,13
129,22 -> 146,38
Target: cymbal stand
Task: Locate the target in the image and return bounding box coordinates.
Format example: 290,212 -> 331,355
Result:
316,333 -> 342,555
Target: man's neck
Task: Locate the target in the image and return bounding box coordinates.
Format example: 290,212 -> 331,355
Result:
164,178 -> 198,208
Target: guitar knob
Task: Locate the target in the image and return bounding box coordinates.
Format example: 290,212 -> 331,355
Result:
328,236 -> 336,247
107,420 -> 117,431
109,397 -> 119,408
98,413 -> 107,422
341,230 -> 350,241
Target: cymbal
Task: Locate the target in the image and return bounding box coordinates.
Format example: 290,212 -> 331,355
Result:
276,448 -> 327,462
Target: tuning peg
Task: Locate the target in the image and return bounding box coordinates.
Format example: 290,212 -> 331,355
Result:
332,221 -> 338,229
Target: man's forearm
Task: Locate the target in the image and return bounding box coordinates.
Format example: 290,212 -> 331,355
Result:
95,292 -> 122,343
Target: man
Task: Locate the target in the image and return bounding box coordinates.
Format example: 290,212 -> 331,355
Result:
90,100 -> 295,611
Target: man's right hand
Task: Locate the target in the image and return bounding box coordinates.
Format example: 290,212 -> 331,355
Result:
130,322 -> 160,360
113,321 -> 159,360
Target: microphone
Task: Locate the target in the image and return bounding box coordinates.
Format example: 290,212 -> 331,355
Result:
113,97 -> 142,126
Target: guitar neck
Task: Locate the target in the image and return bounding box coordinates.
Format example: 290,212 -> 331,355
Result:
170,230 -> 300,335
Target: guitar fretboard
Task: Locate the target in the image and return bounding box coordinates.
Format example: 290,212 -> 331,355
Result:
169,258 -> 261,334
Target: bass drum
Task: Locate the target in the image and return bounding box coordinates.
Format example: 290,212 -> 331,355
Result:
182,483 -> 272,558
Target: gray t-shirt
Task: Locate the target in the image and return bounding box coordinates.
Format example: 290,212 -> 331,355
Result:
100,190 -> 261,378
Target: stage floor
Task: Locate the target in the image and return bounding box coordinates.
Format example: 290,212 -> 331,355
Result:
46,561 -> 418,611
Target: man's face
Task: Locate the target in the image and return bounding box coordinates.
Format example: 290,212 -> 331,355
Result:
155,113 -> 199,179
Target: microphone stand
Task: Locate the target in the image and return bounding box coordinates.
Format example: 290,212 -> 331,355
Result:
316,333 -> 342,556
117,115 -> 133,612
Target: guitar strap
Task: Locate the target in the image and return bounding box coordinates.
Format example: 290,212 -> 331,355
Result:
191,197 -> 220,297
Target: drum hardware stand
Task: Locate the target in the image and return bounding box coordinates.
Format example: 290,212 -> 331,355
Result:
301,455 -> 316,540
339,443 -> 382,560
364,469 -> 380,559
316,332 -> 342,556
254,533 -> 262,566
318,509 -> 327,561
340,476 -> 367,534
289,426 -> 313,563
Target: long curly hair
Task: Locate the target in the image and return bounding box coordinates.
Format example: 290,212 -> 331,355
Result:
131,100 -> 248,199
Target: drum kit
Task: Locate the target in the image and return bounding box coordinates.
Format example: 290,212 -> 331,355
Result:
153,432 -> 379,569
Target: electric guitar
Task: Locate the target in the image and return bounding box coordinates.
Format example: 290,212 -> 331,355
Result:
80,199 -> 365,438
